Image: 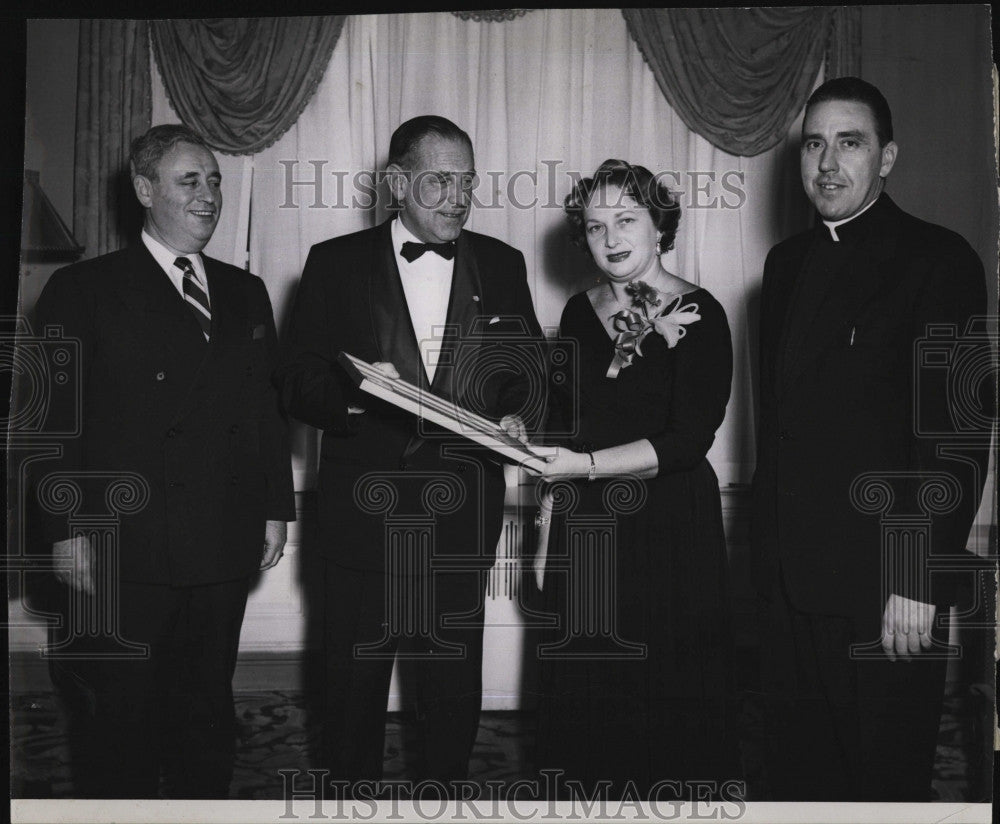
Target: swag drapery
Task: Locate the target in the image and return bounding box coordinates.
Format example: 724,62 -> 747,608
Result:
621,7 -> 859,157
149,17 -> 344,155
146,8 -> 857,159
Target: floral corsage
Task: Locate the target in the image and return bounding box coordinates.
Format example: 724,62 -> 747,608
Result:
607,281 -> 701,378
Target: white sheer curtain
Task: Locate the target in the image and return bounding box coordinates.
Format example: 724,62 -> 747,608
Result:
153,9 -> 816,489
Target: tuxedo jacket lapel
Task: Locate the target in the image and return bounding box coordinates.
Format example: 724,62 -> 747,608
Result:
369,220 -> 426,387
430,231 -> 483,405
365,222 -> 486,460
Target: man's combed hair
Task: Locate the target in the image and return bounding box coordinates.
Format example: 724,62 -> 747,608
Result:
387,115 -> 473,169
564,159 -> 682,253
805,76 -> 894,147
130,124 -> 212,180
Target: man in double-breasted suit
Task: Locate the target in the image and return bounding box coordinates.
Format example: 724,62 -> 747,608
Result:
276,115 -> 544,792
32,124 -> 296,798
751,77 -> 991,801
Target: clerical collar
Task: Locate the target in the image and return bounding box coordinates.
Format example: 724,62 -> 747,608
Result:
822,194 -> 881,242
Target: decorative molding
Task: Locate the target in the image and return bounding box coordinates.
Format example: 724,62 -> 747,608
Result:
450,10 -> 531,23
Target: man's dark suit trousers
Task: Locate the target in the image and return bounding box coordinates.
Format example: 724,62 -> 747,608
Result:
52,577 -> 251,798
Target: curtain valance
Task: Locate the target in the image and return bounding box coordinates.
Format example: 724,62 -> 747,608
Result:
622,7 -> 837,157
150,17 -> 344,155
148,10 -> 858,158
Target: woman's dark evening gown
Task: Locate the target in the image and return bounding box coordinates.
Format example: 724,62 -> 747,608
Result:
535,286 -> 739,797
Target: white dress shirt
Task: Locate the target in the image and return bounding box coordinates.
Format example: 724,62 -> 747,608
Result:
391,217 -> 454,383
141,229 -> 210,303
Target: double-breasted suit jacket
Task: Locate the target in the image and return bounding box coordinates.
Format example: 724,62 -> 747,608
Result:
33,242 -> 296,585
275,219 -> 545,572
751,194 -> 990,622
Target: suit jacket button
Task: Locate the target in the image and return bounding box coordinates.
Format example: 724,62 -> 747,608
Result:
230,424 -> 239,434
167,428 -> 177,438
231,475 -> 239,484
398,459 -> 409,471
155,371 -> 166,381
778,429 -> 790,440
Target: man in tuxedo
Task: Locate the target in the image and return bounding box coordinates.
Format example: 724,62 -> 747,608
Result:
276,115 -> 544,792
32,124 -> 296,798
751,77 -> 991,801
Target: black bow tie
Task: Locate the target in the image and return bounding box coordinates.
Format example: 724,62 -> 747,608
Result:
400,240 -> 457,262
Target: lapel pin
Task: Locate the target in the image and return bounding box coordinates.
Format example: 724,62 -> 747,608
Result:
472,295 -> 480,302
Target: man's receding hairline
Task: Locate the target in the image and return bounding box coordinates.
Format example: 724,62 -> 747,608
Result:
400,133 -> 474,171
141,141 -> 220,181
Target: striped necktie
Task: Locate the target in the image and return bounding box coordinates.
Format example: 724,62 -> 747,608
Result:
175,256 -> 211,340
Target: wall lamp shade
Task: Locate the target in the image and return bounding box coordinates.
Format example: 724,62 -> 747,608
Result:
21,170 -> 84,263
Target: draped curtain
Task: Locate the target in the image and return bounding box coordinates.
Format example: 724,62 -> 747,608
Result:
150,17 -> 344,155
150,9 -> 821,488
74,19 -> 150,258
827,6 -> 862,79
622,7 -> 831,157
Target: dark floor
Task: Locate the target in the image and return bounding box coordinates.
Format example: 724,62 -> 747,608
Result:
9,686 -> 992,801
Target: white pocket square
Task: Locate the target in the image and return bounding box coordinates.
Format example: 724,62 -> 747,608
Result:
488,316 -> 501,325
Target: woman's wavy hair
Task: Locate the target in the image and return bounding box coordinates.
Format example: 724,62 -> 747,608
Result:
564,159 -> 681,254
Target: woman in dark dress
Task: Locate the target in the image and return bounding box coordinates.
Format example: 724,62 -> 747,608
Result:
532,160 -> 740,799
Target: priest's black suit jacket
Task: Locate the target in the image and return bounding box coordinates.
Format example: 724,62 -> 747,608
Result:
275,219 -> 545,573
751,194 -> 990,623
32,242 -> 297,586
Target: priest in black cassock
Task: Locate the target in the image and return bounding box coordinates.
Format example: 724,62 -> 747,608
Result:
751,77 -> 991,801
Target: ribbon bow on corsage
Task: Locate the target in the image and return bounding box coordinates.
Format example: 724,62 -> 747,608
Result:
606,284 -> 701,378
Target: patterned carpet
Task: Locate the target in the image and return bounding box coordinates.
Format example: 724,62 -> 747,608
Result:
9,686 -> 991,801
